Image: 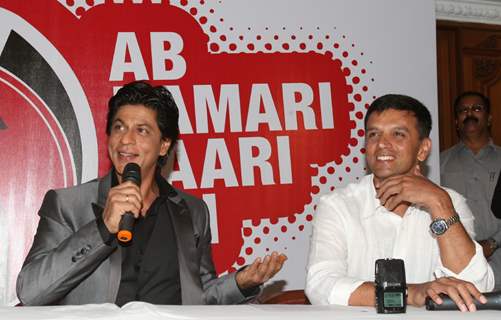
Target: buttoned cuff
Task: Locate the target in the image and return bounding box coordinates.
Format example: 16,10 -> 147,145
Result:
238,283 -> 260,298
329,278 -> 366,306
434,241 -> 494,292
95,217 -> 116,246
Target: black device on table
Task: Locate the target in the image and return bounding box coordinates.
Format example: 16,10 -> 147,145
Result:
426,291 -> 501,311
375,258 -> 407,314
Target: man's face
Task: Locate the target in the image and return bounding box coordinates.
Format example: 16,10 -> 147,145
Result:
365,109 -> 430,182
455,95 -> 491,138
107,104 -> 170,180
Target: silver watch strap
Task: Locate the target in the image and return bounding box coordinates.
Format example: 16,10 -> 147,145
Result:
446,213 -> 460,227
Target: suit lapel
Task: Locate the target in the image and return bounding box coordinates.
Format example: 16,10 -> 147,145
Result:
165,190 -> 204,304
96,172 -> 111,209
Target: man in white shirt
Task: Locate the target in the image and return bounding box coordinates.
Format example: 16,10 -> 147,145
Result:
306,94 -> 494,312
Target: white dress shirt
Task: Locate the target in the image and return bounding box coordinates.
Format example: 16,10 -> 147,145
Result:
305,174 -> 495,305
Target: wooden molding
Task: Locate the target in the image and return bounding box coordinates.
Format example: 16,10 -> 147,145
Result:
436,0 -> 501,25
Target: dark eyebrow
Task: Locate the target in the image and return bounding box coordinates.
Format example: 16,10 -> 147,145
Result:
393,127 -> 411,133
137,123 -> 153,128
366,126 -> 410,133
112,118 -> 154,129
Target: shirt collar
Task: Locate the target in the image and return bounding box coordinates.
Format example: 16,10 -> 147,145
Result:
361,174 -> 385,219
361,174 -> 418,220
155,170 -> 173,198
458,139 -> 495,154
111,166 -> 172,198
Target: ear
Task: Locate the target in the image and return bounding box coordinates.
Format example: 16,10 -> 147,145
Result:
159,138 -> 171,157
417,137 -> 431,162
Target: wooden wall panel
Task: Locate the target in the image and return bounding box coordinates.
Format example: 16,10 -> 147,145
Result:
436,27 -> 459,149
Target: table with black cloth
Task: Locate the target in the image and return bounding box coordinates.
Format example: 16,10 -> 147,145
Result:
0,303 -> 499,320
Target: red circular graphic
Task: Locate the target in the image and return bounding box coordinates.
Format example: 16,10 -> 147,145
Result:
243,227 -> 252,237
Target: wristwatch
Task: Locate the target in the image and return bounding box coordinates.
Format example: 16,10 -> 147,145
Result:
429,213 -> 460,236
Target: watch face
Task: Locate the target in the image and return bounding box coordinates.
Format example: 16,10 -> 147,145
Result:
430,219 -> 448,235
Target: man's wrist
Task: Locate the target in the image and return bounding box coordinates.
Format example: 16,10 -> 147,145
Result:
406,283 -> 429,307
235,266 -> 254,290
235,269 -> 260,297
428,190 -> 455,219
406,284 -> 417,306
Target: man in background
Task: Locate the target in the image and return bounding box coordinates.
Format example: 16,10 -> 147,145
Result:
441,91 -> 501,290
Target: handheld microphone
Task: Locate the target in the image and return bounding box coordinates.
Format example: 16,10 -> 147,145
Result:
117,163 -> 141,243
426,291 -> 501,311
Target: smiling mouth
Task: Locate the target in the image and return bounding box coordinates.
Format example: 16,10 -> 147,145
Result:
118,151 -> 138,159
376,155 -> 394,161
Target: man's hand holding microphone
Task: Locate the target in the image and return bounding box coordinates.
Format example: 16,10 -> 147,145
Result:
103,163 -> 142,242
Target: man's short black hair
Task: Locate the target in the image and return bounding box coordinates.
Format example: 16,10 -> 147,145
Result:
106,81 -> 179,166
364,94 -> 432,139
453,91 -> 490,116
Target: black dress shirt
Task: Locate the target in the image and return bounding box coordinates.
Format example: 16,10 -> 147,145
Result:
99,171 -> 181,306
96,170 -> 258,305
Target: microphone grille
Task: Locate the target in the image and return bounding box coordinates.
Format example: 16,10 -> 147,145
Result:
122,163 -> 141,186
